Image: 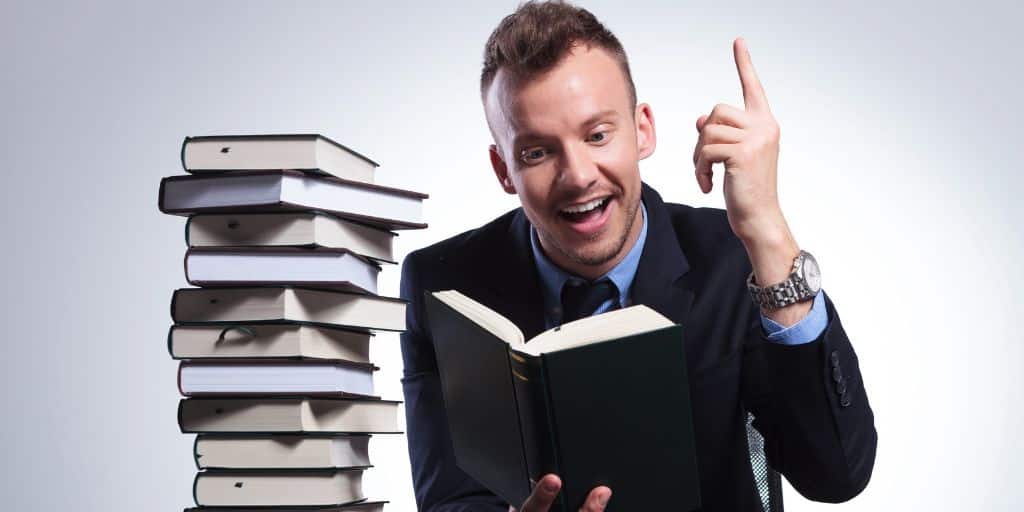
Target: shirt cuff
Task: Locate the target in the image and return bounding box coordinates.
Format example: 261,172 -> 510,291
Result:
759,290 -> 828,345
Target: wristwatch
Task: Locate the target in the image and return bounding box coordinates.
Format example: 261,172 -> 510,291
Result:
746,250 -> 821,311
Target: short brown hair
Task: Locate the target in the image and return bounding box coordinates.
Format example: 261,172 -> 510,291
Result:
480,0 -> 636,109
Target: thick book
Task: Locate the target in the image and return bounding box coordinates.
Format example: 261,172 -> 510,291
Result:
193,468 -> 366,507
186,212 -> 396,263
194,434 -> 371,469
178,360 -> 376,397
158,170 -> 427,231
425,290 -> 701,512
167,323 -> 372,363
181,134 -> 378,183
178,397 -> 401,434
184,247 -> 380,295
184,501 -> 386,512
170,286 -> 406,332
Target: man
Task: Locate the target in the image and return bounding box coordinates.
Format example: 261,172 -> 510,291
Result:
399,2 -> 877,511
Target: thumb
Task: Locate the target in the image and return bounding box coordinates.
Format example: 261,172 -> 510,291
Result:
520,474 -> 562,512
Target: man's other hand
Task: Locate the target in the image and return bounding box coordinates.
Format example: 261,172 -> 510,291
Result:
508,474 -> 612,512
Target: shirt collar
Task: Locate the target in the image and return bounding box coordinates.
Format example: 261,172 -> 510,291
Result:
529,201 -> 649,313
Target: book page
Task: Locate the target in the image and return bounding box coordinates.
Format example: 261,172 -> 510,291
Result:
432,290 -> 525,346
518,305 -> 674,356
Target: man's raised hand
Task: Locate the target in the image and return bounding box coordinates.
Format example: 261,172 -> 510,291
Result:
508,474 -> 611,512
692,37 -> 785,244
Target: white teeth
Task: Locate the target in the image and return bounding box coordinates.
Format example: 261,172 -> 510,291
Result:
561,197 -> 607,214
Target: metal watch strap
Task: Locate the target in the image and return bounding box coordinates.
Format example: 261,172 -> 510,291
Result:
747,271 -> 812,310
746,250 -> 816,311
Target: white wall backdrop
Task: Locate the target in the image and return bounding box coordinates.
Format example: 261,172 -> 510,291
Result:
1,1 -> 1020,510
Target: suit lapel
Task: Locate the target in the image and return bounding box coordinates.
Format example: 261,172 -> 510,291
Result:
631,183 -> 695,327
469,209 -> 547,341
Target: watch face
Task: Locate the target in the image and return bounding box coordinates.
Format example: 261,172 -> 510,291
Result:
802,253 -> 822,293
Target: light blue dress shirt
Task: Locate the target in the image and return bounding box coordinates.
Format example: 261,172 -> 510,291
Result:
529,201 -> 828,344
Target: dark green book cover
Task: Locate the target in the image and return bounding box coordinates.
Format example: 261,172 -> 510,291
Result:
425,292 -> 701,511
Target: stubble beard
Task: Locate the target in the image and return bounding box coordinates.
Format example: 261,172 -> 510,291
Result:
543,195 -> 641,269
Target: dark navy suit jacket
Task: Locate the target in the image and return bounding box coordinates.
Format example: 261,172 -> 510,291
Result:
399,183 -> 877,511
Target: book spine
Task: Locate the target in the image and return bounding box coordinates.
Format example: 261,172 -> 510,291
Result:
158,176 -> 168,213
167,325 -> 176,359
177,361 -> 186,396
184,214 -> 193,246
509,353 -> 548,485
193,434 -> 203,470
192,470 -> 200,506
535,355 -> 566,512
180,135 -> 191,172
170,288 -> 180,323
177,399 -> 188,433
183,249 -> 194,287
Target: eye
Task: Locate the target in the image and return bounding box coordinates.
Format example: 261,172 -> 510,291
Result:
587,131 -> 608,143
520,147 -> 549,165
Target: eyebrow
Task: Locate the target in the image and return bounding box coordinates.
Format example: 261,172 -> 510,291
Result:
513,109 -> 620,147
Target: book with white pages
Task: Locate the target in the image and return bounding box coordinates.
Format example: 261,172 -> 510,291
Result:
159,170 -> 427,231
182,134 -> 378,183
167,323 -> 372,363
186,212 -> 396,263
178,397 -> 401,433
183,502 -> 387,512
193,468 -> 367,507
178,360 -> 377,397
184,247 -> 380,295
170,286 -> 406,332
194,434 -> 371,470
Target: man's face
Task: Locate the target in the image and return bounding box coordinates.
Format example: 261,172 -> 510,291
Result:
484,44 -> 656,278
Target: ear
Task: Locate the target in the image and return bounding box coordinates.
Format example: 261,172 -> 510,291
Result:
489,144 -> 517,194
635,103 -> 657,160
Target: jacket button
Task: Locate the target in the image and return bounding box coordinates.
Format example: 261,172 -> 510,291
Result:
840,393 -> 852,407
830,350 -> 840,367
832,366 -> 843,383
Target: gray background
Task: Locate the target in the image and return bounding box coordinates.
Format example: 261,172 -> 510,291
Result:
2,0 -> 1020,510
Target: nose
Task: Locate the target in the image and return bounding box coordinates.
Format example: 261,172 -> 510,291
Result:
557,141 -> 599,190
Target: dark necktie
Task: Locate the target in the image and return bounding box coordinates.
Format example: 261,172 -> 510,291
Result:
559,278 -> 619,324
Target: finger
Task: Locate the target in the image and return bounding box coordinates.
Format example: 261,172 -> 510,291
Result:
705,103 -> 748,129
695,143 -> 733,194
692,120 -> 743,166
696,114 -> 708,132
733,37 -> 769,112
578,486 -> 612,512
520,474 -> 561,512
700,123 -> 745,145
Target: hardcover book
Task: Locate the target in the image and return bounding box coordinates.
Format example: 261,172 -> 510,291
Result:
193,468 -> 366,507
194,434 -> 371,470
159,170 -> 426,230
170,286 -> 406,332
167,323 -> 372,363
186,212 -> 396,263
425,290 -> 701,511
182,134 -> 378,183
183,501 -> 386,512
178,397 -> 401,434
184,247 -> 380,295
178,360 -> 376,397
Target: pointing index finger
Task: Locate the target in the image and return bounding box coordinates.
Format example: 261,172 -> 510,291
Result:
733,37 -> 769,112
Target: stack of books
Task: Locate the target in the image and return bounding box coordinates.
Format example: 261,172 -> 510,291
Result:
159,134 -> 428,512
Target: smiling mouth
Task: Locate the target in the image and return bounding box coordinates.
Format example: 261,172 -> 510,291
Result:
558,196 -> 610,223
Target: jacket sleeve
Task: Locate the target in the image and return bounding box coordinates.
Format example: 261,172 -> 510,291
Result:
742,291 -> 878,503
399,252 -> 509,511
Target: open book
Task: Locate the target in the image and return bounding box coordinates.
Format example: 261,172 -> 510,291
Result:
426,290 -> 701,511
431,289 -> 674,355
